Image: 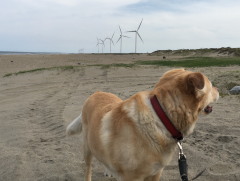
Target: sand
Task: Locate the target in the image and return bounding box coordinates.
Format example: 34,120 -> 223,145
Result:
0,54 -> 239,181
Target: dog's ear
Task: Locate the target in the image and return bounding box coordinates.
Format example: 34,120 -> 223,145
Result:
187,72 -> 205,98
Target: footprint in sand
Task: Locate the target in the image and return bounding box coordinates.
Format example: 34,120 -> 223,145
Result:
208,163 -> 237,175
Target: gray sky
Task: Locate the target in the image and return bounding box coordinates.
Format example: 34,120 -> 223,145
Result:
1,0 -> 240,53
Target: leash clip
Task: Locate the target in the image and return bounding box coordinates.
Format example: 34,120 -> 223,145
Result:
177,141 -> 184,157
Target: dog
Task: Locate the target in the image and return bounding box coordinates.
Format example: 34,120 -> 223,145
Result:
66,69 -> 219,181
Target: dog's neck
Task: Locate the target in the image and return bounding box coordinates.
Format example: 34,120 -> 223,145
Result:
151,90 -> 198,137
150,95 -> 183,141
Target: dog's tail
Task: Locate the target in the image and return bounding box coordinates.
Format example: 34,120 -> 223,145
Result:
66,113 -> 82,136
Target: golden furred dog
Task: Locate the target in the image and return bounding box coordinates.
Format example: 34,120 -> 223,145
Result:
66,69 -> 219,181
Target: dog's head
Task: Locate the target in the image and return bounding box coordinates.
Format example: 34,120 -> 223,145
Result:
153,69 -> 219,135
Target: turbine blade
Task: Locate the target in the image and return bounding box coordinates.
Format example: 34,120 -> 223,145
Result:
111,32 -> 115,39
100,39 -> 105,45
97,42 -> 103,46
137,32 -> 144,43
123,35 -> 130,38
116,36 -> 121,43
103,38 -> 108,43
111,39 -> 114,45
119,26 -> 122,34
137,18 -> 143,31
127,30 -> 136,33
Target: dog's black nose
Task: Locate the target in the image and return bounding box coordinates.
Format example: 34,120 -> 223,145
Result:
204,106 -> 212,113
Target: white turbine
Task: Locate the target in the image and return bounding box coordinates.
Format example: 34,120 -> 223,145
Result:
116,26 -> 129,53
99,39 -> 105,53
105,32 -> 115,53
96,38 -> 100,53
127,19 -> 143,53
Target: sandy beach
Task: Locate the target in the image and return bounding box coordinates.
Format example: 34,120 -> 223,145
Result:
0,53 -> 239,181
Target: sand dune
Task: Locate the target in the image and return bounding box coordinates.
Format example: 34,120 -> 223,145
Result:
0,54 -> 239,181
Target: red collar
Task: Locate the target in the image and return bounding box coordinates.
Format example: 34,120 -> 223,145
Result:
150,95 -> 183,141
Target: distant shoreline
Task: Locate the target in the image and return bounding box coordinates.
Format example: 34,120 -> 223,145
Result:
0,51 -> 63,55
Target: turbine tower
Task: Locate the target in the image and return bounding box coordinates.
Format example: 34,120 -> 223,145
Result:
127,19 -> 143,53
116,26 -> 129,53
105,32 -> 115,53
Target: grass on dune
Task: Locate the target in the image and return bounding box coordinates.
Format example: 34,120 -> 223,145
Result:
91,57 -> 240,69
90,63 -> 135,69
136,57 -> 240,67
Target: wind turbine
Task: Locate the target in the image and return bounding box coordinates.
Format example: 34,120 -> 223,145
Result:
99,39 -> 105,53
127,19 -> 143,53
96,38 -> 100,53
116,26 -> 129,53
105,32 -> 115,53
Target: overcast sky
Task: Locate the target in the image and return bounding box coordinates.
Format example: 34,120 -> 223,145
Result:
1,0 -> 240,53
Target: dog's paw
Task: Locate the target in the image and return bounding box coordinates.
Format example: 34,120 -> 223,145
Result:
104,168 -> 113,177
104,170 -> 113,177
